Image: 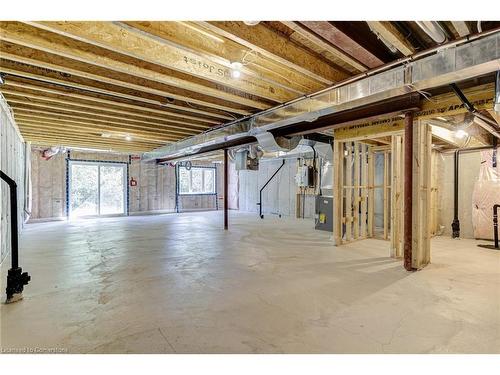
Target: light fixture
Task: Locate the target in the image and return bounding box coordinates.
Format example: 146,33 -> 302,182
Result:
230,61 -> 243,79
243,21 -> 260,26
0,73 -> 5,85
454,129 -> 468,139
230,69 -> 241,79
125,135 -> 132,141
101,133 -> 111,138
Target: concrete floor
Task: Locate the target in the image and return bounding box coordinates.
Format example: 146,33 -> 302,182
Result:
1,211 -> 499,353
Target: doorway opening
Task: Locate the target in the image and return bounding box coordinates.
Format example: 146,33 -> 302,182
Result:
69,161 -> 126,218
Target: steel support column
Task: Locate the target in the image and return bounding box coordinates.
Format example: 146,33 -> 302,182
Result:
403,112 -> 414,271
224,148 -> 228,230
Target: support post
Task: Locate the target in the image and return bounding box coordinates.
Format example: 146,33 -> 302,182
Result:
403,112 -> 414,271
451,150 -> 460,238
224,148 -> 228,230
0,170 -> 31,303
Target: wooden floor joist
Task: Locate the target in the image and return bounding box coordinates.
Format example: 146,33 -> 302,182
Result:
2,82 -> 218,127
0,66 -> 233,121
4,93 -> 208,134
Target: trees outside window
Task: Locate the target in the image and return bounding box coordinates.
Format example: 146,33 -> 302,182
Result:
178,167 -> 215,195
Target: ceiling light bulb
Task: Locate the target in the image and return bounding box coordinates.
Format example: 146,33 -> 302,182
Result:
243,21 -> 260,26
231,69 -> 241,79
125,135 -> 132,141
231,61 -> 243,70
455,129 -> 468,139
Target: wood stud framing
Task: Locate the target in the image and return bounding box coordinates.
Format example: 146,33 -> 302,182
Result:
333,123 -> 432,269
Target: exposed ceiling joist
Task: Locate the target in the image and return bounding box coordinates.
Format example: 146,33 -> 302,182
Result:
14,116 -> 181,142
0,66 -> 232,121
366,21 -> 416,56
2,88 -> 210,132
123,21 -> 324,94
298,21 -> 385,69
17,121 -> 172,144
6,96 -> 202,136
199,21 -> 350,84
24,21 -> 298,104
0,24 -> 265,114
281,21 -> 368,72
11,110 -> 190,141
3,80 -> 220,125
0,54 -> 252,119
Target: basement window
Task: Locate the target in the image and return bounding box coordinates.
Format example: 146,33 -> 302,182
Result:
178,166 -> 216,195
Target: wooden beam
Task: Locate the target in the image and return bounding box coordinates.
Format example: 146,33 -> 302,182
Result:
383,150 -> 389,240
366,22 -> 416,56
5,97 -> 201,137
299,21 -> 385,69
18,124 -> 169,147
0,65 -> 231,121
367,147 -> 375,238
16,118 -> 178,143
123,21 -> 325,94
11,110 -> 187,138
281,21 -> 367,72
345,143 -> 352,242
333,141 -> 344,245
28,139 -> 152,153
0,44 -> 255,115
451,21 -> 470,37
3,79 -> 219,125
21,132 -> 158,151
9,106 -> 189,140
24,21 -> 298,104
2,88 -> 210,132
353,142 -> 360,239
200,21 -> 350,84
360,144 -> 368,238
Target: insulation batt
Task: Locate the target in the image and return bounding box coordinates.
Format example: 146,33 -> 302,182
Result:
472,148 -> 500,240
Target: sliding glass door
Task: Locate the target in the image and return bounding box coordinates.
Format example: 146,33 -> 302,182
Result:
69,161 -> 126,217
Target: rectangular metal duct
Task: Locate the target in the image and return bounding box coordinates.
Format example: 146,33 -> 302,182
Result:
143,30 -> 500,161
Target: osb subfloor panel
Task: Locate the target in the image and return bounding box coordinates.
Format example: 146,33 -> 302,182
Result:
1,211 -> 499,353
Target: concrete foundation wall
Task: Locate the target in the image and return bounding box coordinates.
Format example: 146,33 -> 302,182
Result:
30,150 -> 222,220
238,159 -> 315,219
1,97 -> 26,264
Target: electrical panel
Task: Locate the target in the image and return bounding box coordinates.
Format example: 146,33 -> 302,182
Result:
295,165 -> 314,187
315,196 -> 333,232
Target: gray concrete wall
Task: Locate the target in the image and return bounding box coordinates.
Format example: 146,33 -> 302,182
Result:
1,97 -> 26,264
238,159 -> 315,219
30,150 -> 223,220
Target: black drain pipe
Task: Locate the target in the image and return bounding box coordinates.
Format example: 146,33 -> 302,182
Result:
257,159 -> 285,219
478,204 -> 500,250
451,143 -> 497,238
0,170 -> 31,303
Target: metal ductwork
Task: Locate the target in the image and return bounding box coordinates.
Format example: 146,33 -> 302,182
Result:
144,29 -> 500,162
416,21 -> 447,44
